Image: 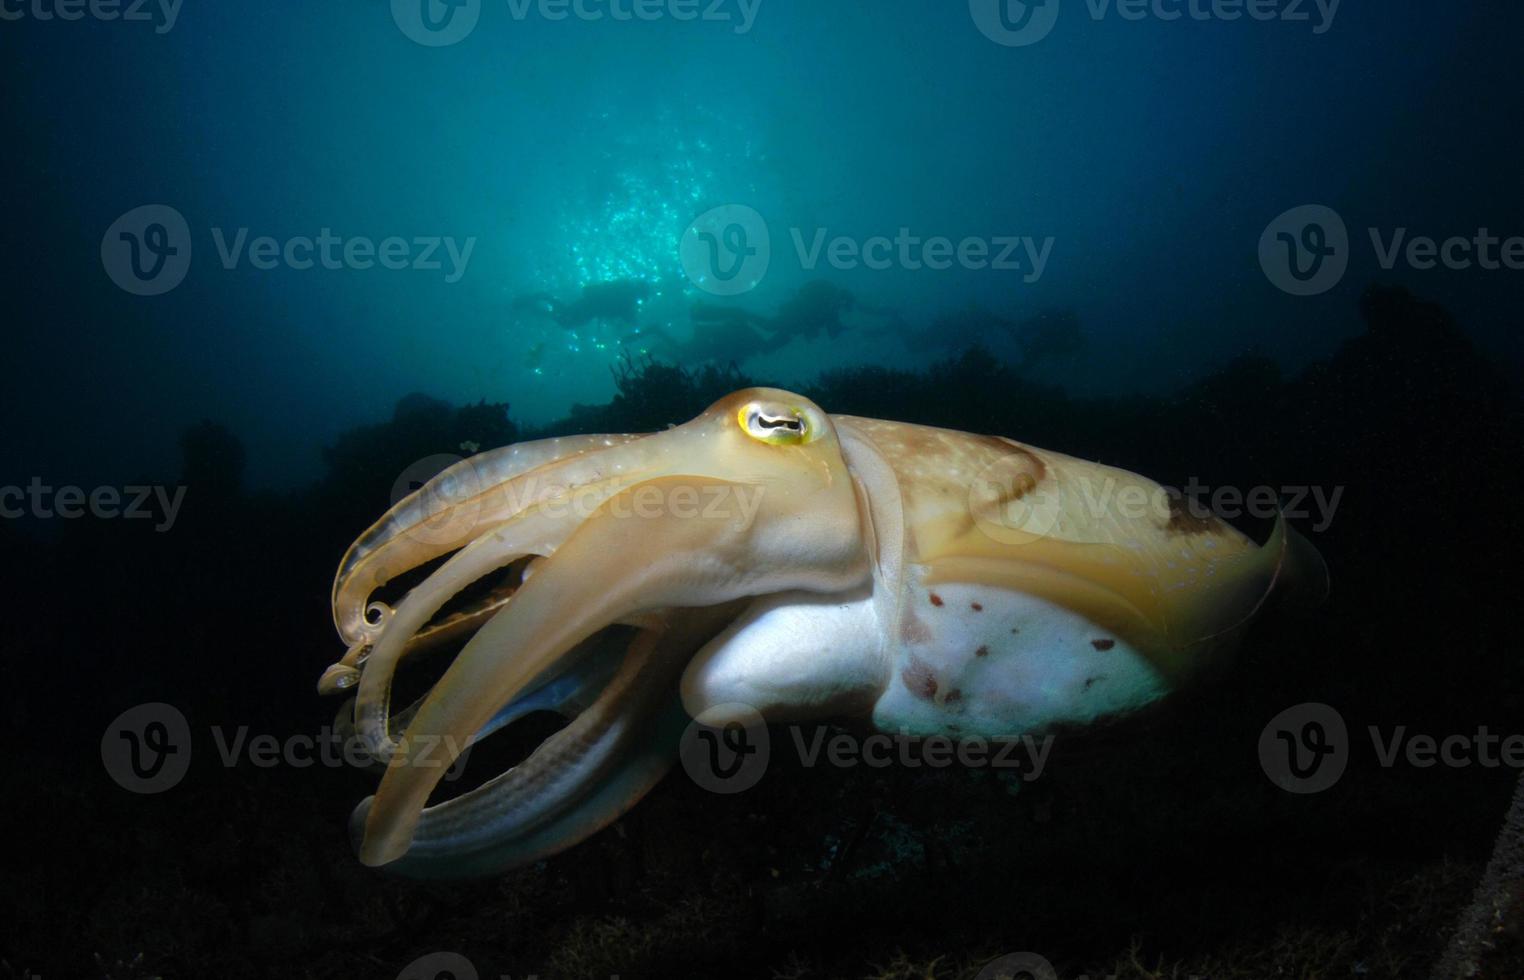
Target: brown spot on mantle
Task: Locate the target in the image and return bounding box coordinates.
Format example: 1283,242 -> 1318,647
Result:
970,602 -> 983,611
929,593 -> 944,607
899,612 -> 932,645
901,656 -> 938,700
975,645 -> 990,658
1091,638 -> 1116,651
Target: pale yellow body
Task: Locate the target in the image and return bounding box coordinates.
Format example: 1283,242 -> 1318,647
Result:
318,389 -> 1325,877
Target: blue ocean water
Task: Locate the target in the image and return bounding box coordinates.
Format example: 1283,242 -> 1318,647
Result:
5,1 -> 1521,489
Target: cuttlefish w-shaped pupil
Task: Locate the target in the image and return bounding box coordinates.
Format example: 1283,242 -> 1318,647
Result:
755,412 -> 801,432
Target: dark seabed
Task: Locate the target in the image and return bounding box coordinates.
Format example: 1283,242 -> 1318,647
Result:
3,2 -> 1524,979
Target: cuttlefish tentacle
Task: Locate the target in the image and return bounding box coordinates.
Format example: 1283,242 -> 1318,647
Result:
355,608 -> 738,877
345,619 -> 625,764
317,581 -> 518,696
319,388 -> 1326,877
349,504 -> 579,763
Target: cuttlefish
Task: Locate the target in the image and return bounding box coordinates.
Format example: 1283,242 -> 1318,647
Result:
318,388 -> 1326,877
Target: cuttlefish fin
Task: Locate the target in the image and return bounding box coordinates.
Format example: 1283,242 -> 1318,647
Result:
1151,512 -> 1328,663
925,514 -> 1325,679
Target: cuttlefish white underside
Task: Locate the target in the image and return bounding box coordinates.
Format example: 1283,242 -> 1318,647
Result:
318,388 -> 1327,877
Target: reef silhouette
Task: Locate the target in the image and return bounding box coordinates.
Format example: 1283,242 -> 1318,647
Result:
6,284 -> 1523,979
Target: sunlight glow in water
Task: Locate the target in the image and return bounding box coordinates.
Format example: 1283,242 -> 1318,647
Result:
535,108 -> 762,298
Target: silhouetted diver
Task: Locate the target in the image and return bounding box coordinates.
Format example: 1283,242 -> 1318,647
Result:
890,305 -> 1084,372
764,279 -> 857,341
636,301 -> 773,365
513,279 -> 651,329
1009,309 -> 1085,372
629,281 -> 899,365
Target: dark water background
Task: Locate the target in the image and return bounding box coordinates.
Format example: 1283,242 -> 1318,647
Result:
5,3 -> 1524,979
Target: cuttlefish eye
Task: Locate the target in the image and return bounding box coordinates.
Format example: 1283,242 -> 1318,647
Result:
739,402 -> 812,445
